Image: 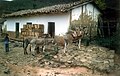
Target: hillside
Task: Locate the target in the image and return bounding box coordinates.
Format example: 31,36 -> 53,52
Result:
0,0 -> 79,16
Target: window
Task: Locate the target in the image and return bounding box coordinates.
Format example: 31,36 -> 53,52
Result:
26,22 -> 32,25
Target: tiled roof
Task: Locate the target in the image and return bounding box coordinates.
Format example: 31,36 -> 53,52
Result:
3,0 -> 93,18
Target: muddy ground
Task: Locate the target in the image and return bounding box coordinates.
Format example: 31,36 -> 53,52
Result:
0,41 -> 120,76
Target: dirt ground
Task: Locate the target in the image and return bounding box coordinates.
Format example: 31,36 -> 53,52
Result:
0,42 -> 120,76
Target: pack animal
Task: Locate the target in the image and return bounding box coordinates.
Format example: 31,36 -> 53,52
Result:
52,28 -> 84,53
23,37 -> 32,55
23,28 -> 84,55
23,37 -> 53,55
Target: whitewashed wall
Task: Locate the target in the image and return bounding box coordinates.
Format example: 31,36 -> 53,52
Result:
71,3 -> 100,21
5,13 -> 70,35
5,3 -> 100,36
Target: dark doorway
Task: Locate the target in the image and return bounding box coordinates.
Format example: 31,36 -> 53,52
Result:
48,22 -> 55,38
15,22 -> 19,38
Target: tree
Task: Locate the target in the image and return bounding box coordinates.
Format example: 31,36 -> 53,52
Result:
94,0 -> 106,10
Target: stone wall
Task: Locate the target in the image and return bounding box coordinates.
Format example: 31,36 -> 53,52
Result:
57,45 -> 114,72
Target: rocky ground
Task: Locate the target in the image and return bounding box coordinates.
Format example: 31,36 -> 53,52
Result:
0,40 -> 120,76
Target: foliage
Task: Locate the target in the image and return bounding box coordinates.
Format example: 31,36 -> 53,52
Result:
70,12 -> 94,30
94,0 -> 106,10
69,10 -> 97,37
111,24 -> 120,53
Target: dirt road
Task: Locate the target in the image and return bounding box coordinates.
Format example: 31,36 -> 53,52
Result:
0,42 -> 120,76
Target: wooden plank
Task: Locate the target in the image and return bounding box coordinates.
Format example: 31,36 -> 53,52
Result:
21,24 -> 44,38
9,37 -> 23,42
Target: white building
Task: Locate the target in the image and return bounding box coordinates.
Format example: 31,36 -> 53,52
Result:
3,0 -> 101,38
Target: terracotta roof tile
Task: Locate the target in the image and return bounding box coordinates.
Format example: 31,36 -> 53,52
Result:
3,0 -> 92,18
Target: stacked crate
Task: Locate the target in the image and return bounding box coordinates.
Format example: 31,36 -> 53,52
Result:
21,24 -> 44,38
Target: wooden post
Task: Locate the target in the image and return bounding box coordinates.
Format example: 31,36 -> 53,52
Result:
69,10 -> 72,30
0,24 -> 2,38
89,23 -> 92,43
107,21 -> 110,37
81,5 -> 83,26
107,21 -> 111,48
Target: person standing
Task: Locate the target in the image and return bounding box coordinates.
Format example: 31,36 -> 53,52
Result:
4,34 -> 9,52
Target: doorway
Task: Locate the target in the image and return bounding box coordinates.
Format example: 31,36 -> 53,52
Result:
48,22 -> 55,38
15,22 -> 19,38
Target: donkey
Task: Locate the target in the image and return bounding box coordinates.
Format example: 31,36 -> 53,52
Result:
52,28 -> 84,53
23,37 -> 54,55
23,37 -> 32,55
30,38 -> 46,55
23,28 -> 84,55
23,37 -> 45,55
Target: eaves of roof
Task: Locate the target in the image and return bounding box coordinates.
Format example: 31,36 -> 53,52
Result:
3,0 -> 97,18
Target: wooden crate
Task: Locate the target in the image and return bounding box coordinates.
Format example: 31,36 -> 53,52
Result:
23,25 -> 27,28
39,24 -> 44,29
21,24 -> 44,38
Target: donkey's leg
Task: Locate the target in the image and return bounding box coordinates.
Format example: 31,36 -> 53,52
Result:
42,45 -> 46,52
23,42 -> 28,55
63,40 -> 67,53
26,44 -> 31,54
24,47 -> 28,55
31,44 -> 36,56
78,39 -> 81,49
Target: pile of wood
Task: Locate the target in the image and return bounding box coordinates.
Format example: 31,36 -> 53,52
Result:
21,24 -> 44,38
